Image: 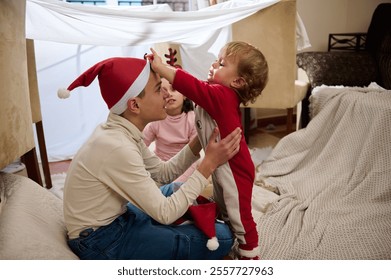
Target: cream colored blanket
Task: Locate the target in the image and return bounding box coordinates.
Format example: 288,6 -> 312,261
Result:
252,86 -> 391,259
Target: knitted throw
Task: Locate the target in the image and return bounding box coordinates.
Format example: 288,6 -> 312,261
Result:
253,86 -> 391,259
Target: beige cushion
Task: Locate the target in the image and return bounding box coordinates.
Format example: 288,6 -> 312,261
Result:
0,173 -> 78,260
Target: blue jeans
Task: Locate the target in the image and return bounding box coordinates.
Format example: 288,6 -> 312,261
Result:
67,183 -> 233,259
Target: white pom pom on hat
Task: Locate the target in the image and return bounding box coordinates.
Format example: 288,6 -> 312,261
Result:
57,88 -> 71,99
57,57 -> 150,114
206,236 -> 219,251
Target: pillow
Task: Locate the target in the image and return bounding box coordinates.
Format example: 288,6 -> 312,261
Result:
0,173 -> 79,259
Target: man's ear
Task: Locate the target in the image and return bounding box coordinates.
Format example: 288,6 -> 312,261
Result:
231,77 -> 246,89
127,98 -> 140,112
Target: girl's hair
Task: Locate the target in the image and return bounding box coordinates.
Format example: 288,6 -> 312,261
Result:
182,98 -> 194,113
224,41 -> 269,106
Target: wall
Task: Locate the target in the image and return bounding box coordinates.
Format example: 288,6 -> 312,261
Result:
297,0 -> 388,52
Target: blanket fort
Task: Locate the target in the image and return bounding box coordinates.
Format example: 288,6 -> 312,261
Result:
26,0 -> 309,161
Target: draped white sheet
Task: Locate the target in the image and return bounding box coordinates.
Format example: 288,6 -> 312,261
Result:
26,0 -> 280,46
26,0 -> 309,161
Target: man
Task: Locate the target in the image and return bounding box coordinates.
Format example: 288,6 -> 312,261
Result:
58,57 -> 241,259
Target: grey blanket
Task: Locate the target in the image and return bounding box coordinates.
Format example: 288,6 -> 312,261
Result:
252,86 -> 391,259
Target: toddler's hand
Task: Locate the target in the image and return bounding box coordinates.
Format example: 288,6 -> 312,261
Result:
146,48 -> 178,84
147,48 -> 164,72
144,52 -> 154,61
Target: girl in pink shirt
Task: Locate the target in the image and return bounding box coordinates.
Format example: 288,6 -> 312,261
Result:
143,78 -> 198,182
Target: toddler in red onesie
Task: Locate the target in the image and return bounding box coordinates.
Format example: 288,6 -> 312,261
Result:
148,41 -> 268,259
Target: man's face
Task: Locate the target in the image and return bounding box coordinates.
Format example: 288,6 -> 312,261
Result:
137,71 -> 168,124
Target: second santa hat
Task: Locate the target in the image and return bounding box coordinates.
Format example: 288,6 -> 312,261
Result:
58,57 -> 150,115
187,196 -> 220,251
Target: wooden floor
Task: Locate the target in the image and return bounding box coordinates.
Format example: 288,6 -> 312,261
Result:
49,159 -> 72,175
48,123 -> 292,175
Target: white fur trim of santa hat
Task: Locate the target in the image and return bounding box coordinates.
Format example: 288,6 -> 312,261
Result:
238,246 -> 260,259
110,60 -> 150,114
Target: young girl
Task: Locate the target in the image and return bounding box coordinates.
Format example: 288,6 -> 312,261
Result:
147,41 -> 269,260
143,77 -> 198,183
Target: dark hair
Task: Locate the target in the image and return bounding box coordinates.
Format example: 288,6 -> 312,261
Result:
182,98 -> 194,113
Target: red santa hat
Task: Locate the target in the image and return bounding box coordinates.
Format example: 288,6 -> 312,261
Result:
57,57 -> 150,115
188,196 -> 220,251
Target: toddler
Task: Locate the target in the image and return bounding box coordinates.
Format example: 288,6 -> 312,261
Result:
148,41 -> 268,259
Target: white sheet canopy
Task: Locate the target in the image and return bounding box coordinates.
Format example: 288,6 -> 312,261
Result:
26,0 -> 280,46
25,0 -> 309,161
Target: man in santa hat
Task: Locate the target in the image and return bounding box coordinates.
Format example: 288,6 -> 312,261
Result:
59,56 -> 241,260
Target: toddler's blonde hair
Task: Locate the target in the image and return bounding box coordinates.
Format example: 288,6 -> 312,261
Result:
224,41 -> 269,106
